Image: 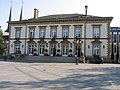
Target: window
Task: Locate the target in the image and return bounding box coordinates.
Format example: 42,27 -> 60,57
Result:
28,44 -> 34,54
29,28 -> 35,38
40,27 -> 46,38
15,44 -> 20,53
51,27 -> 57,38
39,44 -> 44,55
41,29 -> 45,38
16,30 -> 21,38
93,26 -> 100,38
93,45 -> 100,55
113,34 -> 116,43
63,27 -> 69,38
75,27 -> 81,38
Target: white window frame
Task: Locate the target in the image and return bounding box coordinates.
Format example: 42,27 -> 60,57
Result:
93,45 -> 100,55
28,44 -> 34,55
93,27 -> 100,38
51,27 -> 57,38
16,30 -> 21,38
40,29 -> 45,38
63,28 -> 68,38
29,28 -> 35,38
75,28 -> 81,38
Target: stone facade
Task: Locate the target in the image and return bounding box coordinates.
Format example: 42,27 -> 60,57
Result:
9,13 -> 113,59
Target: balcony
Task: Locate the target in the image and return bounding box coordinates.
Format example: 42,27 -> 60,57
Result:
29,36 -> 34,41
15,37 -> 20,41
63,36 -> 68,40
75,36 -> 80,39
40,36 -> 45,40
51,36 -> 56,41
94,36 -> 100,41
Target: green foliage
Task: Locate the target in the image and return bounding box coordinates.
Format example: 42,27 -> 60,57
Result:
0,31 -> 4,54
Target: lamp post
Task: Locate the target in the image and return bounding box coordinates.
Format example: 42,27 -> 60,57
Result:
116,31 -> 119,63
74,39 -> 82,65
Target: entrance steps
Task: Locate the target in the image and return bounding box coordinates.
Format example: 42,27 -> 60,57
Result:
21,56 -> 76,63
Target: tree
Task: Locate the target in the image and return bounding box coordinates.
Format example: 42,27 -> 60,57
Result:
0,31 -> 4,54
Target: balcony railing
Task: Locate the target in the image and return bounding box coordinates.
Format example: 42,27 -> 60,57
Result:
51,36 -> 56,40
15,37 -> 20,40
94,36 -> 100,38
63,36 -> 68,40
29,36 -> 34,40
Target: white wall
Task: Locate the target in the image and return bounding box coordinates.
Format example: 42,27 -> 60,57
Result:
9,22 -> 109,57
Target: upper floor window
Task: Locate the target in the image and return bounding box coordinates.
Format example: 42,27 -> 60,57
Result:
15,27 -> 21,38
93,26 -> 100,38
75,26 -> 81,38
51,27 -> 57,38
16,30 -> 21,38
63,26 -> 69,38
113,34 -> 117,43
29,27 -> 35,38
40,27 -> 46,38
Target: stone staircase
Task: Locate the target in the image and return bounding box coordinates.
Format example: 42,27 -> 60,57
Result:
18,56 -> 76,63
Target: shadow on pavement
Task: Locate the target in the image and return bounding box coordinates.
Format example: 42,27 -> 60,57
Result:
0,65 -> 120,89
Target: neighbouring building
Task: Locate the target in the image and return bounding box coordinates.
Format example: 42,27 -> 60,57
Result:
110,27 -> 120,62
8,8 -> 113,62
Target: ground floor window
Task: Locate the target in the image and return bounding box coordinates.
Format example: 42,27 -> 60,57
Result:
28,44 -> 34,55
50,45 -> 56,56
39,44 -> 44,55
62,45 -> 68,56
93,45 -> 100,55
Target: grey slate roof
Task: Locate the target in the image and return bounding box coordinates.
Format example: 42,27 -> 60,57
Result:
8,13 -> 113,24
27,14 -> 106,21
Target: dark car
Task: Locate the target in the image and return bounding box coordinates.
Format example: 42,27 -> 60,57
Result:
93,55 -> 103,64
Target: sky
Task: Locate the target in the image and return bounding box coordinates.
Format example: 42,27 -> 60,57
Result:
0,0 -> 120,31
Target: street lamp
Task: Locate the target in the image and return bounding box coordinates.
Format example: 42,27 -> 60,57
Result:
74,39 -> 82,65
116,31 -> 119,63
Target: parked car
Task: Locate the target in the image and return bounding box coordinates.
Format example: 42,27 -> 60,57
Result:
93,55 -> 103,64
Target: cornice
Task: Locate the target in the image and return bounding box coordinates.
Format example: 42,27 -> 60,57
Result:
8,17 -> 113,25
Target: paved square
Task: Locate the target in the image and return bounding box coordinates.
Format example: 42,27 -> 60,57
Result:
0,61 -> 120,90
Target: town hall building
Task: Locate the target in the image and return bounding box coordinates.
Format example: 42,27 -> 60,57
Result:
8,7 -> 113,61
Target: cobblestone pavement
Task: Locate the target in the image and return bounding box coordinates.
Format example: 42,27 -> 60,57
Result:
0,60 -> 120,90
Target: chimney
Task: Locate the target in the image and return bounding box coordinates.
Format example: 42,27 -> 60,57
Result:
85,5 -> 88,16
34,8 -> 39,19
